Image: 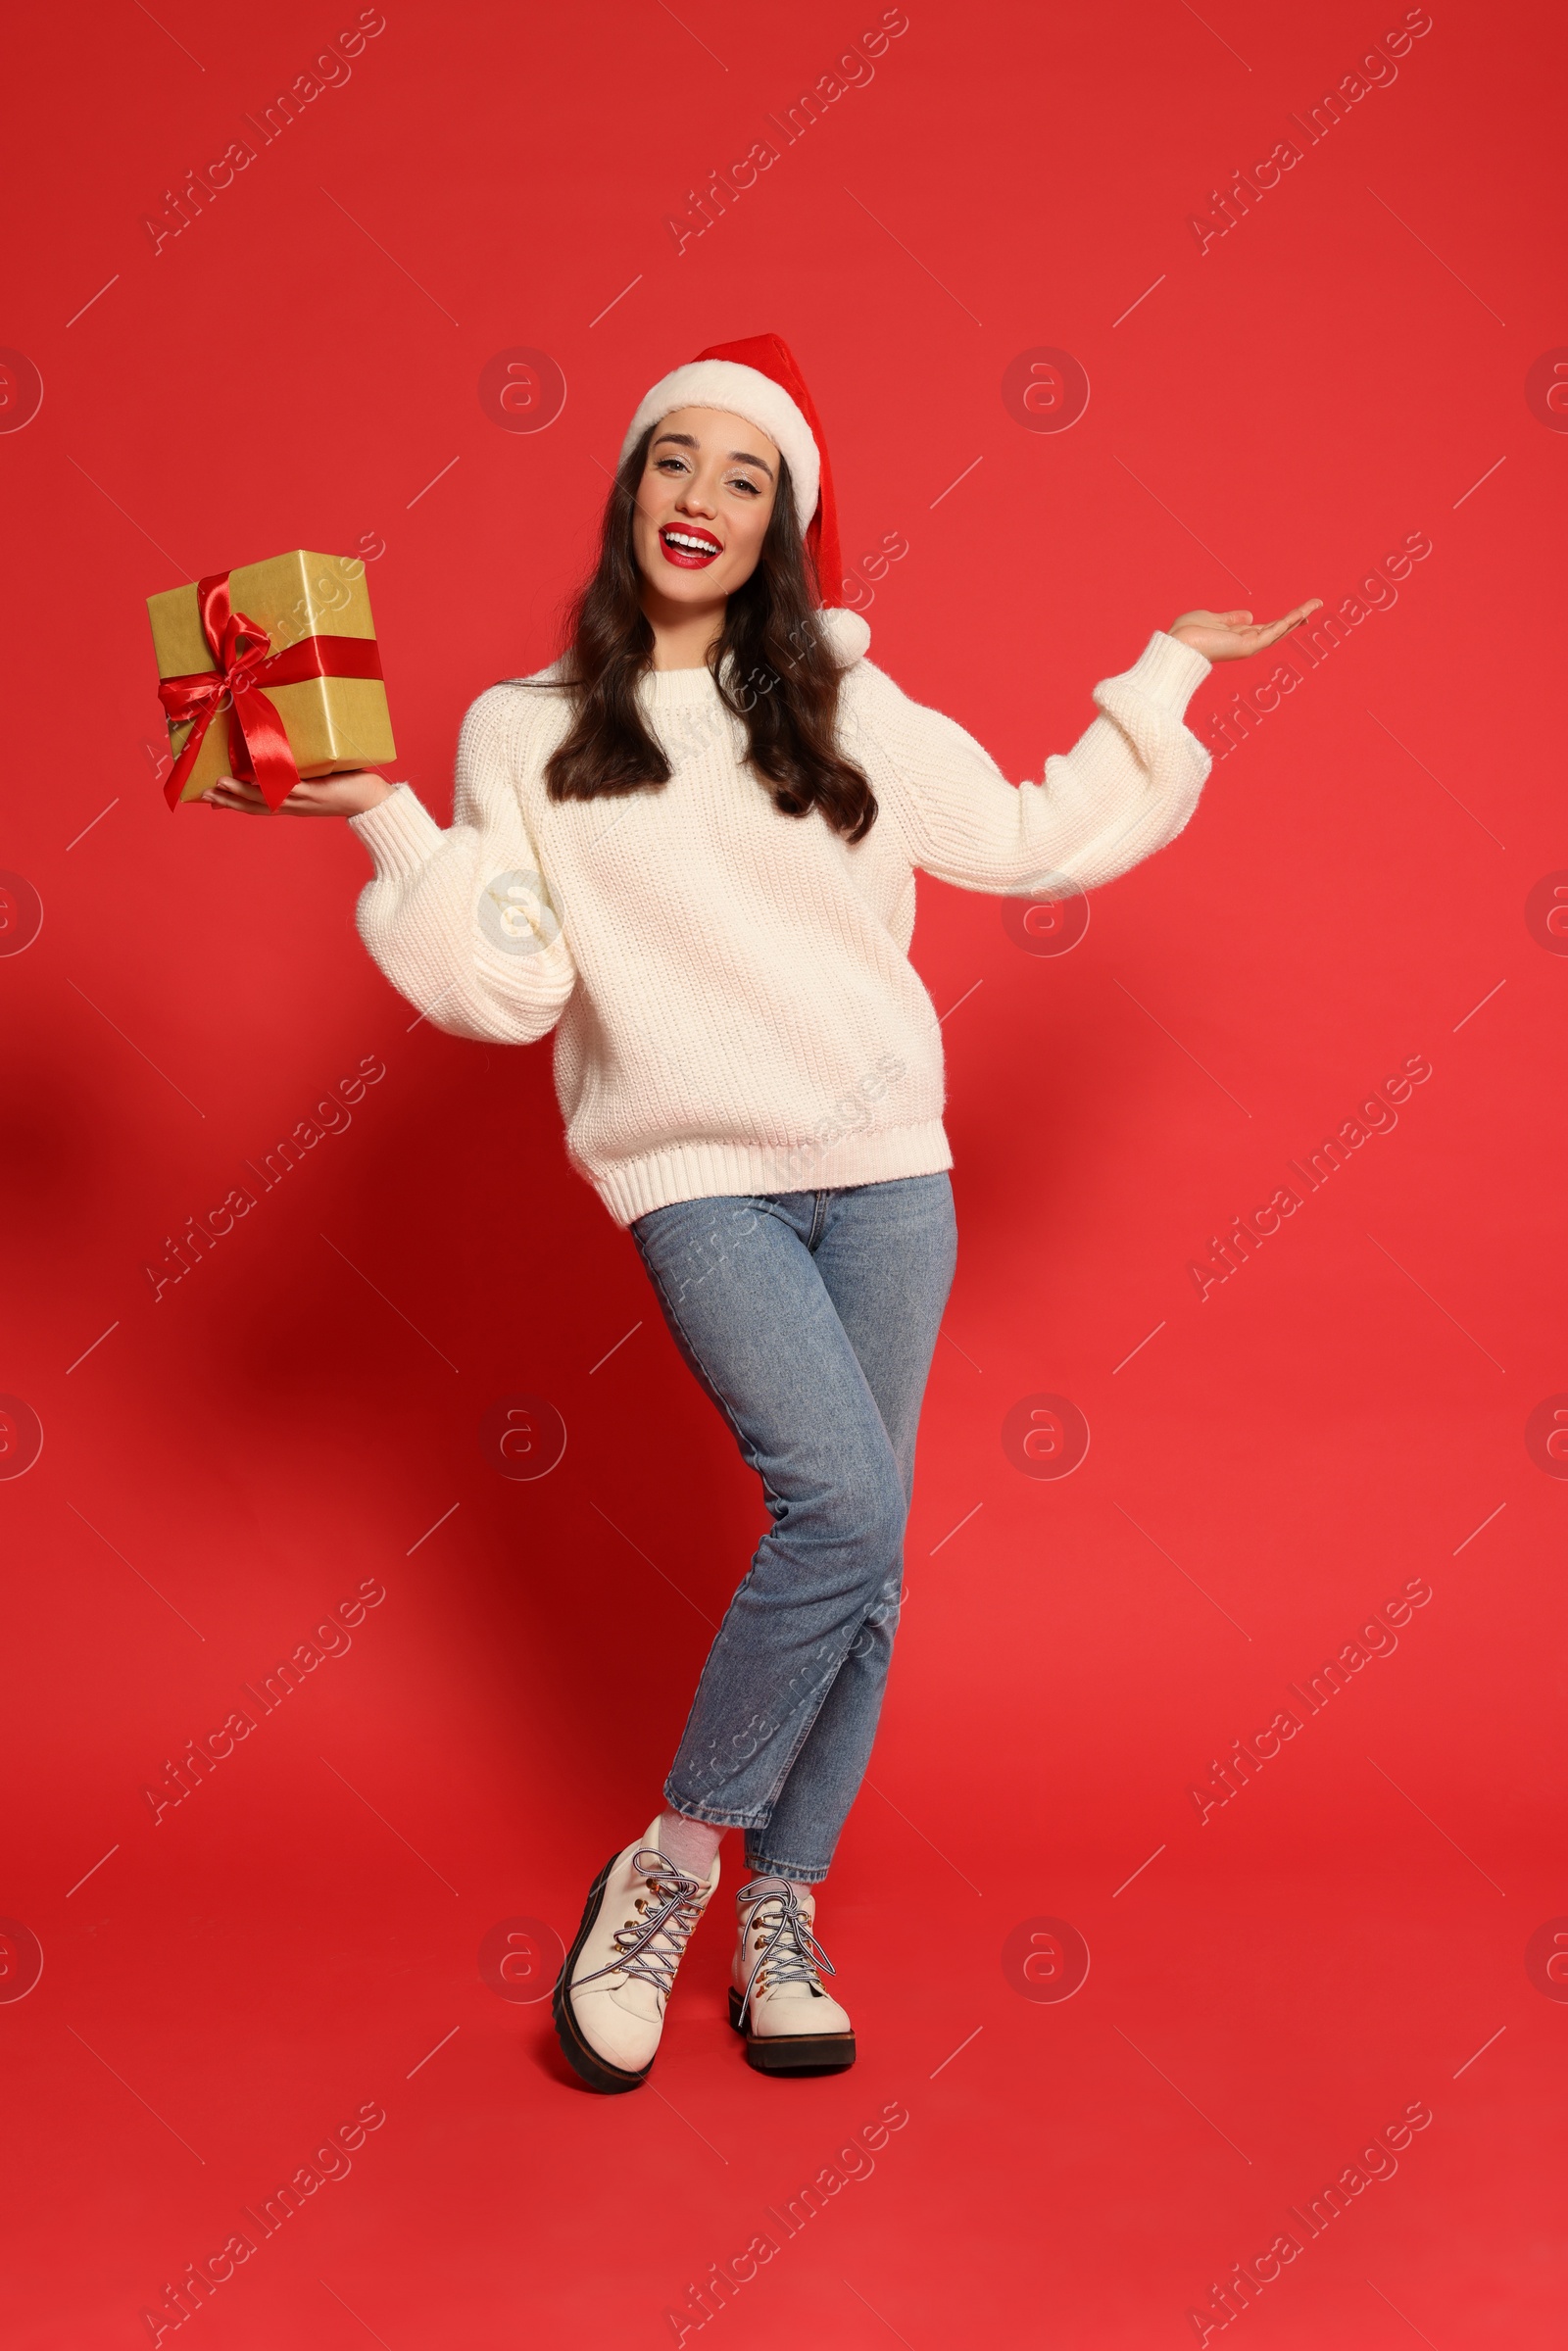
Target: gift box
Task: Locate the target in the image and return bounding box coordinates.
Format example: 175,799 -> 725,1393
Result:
147,549 -> 395,809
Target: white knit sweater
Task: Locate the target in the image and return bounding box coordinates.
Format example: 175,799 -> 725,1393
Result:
349,612 -> 1211,1225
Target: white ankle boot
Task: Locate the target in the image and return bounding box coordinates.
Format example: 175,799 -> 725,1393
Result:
730,1880 -> 856,2074
553,1820 -> 719,2093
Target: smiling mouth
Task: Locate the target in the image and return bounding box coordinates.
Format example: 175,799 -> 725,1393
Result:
659,526 -> 723,568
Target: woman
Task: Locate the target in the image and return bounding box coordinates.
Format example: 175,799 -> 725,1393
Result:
205,333 -> 1318,2095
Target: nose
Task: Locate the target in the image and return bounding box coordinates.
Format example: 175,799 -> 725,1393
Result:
674,472 -> 717,520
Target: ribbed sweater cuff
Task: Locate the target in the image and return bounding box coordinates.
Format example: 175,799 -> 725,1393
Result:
1120,630 -> 1211,714
349,782 -> 445,879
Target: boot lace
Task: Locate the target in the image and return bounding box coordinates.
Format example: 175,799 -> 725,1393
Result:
734,1880 -> 837,2009
575,1847 -> 708,2000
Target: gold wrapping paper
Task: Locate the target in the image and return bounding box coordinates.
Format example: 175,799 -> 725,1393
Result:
147,549 -> 395,806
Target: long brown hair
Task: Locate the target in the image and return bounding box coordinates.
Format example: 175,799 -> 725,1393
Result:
525,424 -> 876,844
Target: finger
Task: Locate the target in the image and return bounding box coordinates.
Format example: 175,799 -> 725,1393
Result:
1218,610 -> 1253,625
1249,608 -> 1313,651
1249,619 -> 1295,654
1232,601 -> 1321,657
202,778 -> 272,813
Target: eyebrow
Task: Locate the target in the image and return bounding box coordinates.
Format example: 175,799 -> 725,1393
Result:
652,430 -> 774,480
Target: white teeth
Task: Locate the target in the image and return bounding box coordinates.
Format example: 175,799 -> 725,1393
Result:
664,530 -> 717,554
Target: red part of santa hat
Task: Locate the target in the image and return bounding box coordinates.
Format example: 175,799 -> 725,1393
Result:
618,332 -> 843,607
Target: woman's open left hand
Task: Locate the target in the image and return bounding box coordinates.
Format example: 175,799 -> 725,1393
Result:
201,769 -> 396,817
1167,602 -> 1323,661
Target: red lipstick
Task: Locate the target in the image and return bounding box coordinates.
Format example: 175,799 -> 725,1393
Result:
659,524 -> 723,568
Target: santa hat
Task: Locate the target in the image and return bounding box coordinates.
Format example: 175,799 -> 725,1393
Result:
618,333 -> 843,607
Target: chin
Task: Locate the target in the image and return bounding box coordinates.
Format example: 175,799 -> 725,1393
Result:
668,569 -> 728,600
640,556 -> 725,602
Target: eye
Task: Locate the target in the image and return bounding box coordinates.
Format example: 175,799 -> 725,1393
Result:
655,456 -> 689,474
728,475 -> 762,497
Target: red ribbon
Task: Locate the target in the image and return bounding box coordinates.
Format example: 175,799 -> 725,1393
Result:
157,570 -> 383,812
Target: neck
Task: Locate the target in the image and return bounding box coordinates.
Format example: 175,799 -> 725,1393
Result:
641,584 -> 725,672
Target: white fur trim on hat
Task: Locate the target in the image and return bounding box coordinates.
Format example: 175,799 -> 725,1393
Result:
617,361 -> 819,530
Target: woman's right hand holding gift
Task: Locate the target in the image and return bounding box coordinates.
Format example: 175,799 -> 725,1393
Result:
202,769 -> 396,817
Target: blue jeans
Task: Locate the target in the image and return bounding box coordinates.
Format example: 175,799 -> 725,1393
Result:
628,1174 -> 957,1884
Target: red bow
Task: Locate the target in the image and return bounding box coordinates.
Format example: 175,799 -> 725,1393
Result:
157,571 -> 383,812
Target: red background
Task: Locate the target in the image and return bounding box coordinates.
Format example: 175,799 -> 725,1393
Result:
2,0 -> 1563,2342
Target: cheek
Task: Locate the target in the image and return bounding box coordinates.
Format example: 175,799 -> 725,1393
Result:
735,500 -> 773,562
631,498 -> 663,567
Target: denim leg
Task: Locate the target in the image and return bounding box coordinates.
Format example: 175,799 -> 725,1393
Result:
743,1175 -> 956,1881
629,1175 -> 956,1885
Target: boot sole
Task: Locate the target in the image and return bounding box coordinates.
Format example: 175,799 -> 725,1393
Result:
727,1985 -> 857,2074
551,1850 -> 656,2095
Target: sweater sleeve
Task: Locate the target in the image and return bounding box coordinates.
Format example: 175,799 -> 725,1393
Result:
347,686 -> 576,1044
858,630 -> 1214,896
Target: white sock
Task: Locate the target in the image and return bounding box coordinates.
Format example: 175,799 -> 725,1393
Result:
655,1809 -> 723,1882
